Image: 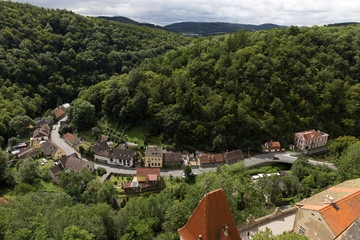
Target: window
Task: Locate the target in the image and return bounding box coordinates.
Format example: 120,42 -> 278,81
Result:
299,226 -> 306,235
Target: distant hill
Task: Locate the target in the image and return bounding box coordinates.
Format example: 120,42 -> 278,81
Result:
325,22 -> 359,27
97,16 -> 163,29
163,22 -> 287,36
97,17 -> 287,36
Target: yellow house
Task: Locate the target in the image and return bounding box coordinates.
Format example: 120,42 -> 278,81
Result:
145,145 -> 163,168
51,146 -> 66,160
40,140 -> 66,160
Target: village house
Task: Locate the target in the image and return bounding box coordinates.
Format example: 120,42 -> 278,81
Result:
35,118 -> 51,128
198,153 -> 224,167
294,129 -> 329,151
63,132 -> 81,146
145,145 -> 163,168
163,151 -> 182,167
293,178 -> 360,240
224,150 -> 244,164
94,145 -> 136,167
91,141 -> 109,153
16,147 -> 39,160
49,153 -> 94,183
40,140 -> 66,160
31,124 -> 51,148
178,188 -> 241,240
263,141 -> 281,152
54,108 -> 66,120
124,168 -> 161,193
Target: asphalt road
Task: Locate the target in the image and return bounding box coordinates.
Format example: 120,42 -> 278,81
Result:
50,116 -> 79,157
50,118 -> 336,177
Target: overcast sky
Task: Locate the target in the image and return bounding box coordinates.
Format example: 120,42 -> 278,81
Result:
13,0 -> 360,26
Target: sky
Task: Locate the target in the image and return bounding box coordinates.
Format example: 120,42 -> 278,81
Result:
13,0 -> 360,26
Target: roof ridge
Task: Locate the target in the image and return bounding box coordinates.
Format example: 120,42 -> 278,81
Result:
320,190 -> 360,213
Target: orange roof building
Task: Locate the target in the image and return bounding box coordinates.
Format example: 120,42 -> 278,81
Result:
294,129 -> 328,151
293,178 -> 360,239
54,108 -> 66,119
63,132 -> 81,146
178,188 -> 241,240
199,154 -> 224,167
263,141 -> 281,152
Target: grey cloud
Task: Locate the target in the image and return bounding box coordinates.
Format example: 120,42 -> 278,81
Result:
11,0 -> 360,26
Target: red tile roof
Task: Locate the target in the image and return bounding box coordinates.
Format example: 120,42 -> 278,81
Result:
54,108 -> 65,118
199,154 -> 224,164
265,141 -> 281,149
296,130 -> 324,140
148,174 -> 159,181
320,191 -> 360,237
136,168 -> 160,177
0,197 -> 9,204
63,132 -> 78,144
178,189 -> 241,240
295,178 -> 360,237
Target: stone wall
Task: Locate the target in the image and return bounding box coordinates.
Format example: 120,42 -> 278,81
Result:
237,207 -> 297,232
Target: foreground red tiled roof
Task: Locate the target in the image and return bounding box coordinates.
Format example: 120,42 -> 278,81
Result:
136,168 -> 160,176
265,141 -> 281,149
178,189 -> 241,240
295,178 -> 360,237
320,191 -> 360,237
54,108 -> 65,118
0,197 -> 9,204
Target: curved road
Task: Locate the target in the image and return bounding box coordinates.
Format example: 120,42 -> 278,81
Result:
50,119 -> 335,177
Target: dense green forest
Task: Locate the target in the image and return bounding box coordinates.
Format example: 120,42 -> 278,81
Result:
0,1 -> 190,146
78,24 -> 360,151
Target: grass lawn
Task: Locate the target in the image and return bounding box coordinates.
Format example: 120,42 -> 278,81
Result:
76,141 -> 92,151
247,163 -> 291,175
126,126 -> 148,146
37,179 -> 59,192
78,130 -> 93,142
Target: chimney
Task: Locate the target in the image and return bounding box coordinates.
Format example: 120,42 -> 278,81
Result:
224,224 -> 229,236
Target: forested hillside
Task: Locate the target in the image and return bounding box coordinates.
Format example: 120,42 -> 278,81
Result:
79,25 -> 360,151
0,1 -> 190,145
164,22 -> 286,35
